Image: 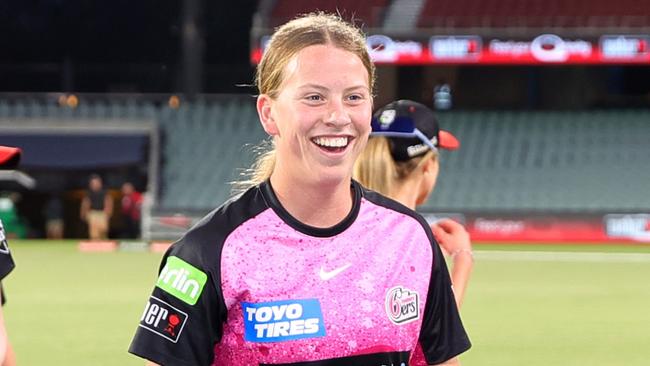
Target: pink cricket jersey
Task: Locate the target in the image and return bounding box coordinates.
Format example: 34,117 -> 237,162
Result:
129,180 -> 470,365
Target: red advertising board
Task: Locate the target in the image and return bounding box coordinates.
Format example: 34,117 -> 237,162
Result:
251,34 -> 650,65
422,213 -> 650,243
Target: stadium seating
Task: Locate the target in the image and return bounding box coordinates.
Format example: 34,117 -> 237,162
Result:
1,97 -> 649,213
155,97 -> 267,209
269,0 -> 389,27
260,0 -> 650,38
425,109 -> 650,212
418,0 -> 650,28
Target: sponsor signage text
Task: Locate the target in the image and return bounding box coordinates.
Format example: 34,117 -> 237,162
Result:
252,34 -> 650,65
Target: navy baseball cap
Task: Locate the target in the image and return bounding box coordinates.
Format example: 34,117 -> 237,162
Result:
0,146 -> 21,169
371,100 -> 459,162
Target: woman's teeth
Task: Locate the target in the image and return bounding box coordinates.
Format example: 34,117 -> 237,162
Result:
313,137 -> 349,148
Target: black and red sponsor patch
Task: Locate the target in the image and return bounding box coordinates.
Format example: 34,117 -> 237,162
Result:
138,296 -> 188,343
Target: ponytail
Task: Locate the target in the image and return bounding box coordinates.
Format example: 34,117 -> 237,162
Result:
231,139 -> 276,195
354,137 -> 438,198
353,137 -> 397,195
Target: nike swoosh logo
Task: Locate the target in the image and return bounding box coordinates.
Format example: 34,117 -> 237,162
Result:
319,263 -> 352,281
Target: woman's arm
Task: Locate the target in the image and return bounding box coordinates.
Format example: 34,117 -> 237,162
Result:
80,196 -> 90,221
104,194 -> 114,218
0,303 -> 7,364
2,342 -> 15,366
0,291 -> 13,366
430,219 -> 474,308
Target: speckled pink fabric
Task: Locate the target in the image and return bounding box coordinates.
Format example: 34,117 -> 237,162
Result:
410,342 -> 428,365
214,198 -> 434,365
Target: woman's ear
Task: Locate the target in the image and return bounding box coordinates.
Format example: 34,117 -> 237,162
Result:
422,156 -> 440,180
257,94 -> 279,136
422,157 -> 435,175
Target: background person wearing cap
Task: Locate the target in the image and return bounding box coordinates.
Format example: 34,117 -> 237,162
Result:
0,146 -> 20,366
354,100 -> 473,308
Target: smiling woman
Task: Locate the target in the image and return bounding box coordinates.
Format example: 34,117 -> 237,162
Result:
244,13 -> 376,196
128,12 -> 470,366
256,43 -> 373,227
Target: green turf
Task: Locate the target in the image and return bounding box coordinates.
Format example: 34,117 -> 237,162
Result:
461,247 -> 650,365
3,240 -> 650,365
4,240 -> 162,365
473,242 -> 650,253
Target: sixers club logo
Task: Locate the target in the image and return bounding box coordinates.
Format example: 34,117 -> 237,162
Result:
385,286 -> 420,325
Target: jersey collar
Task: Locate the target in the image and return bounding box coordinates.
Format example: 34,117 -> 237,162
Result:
259,179 -> 363,238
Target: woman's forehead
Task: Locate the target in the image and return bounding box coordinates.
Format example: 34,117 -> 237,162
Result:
280,44 -> 369,89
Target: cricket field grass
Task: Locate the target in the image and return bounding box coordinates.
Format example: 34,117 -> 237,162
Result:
4,241 -> 650,365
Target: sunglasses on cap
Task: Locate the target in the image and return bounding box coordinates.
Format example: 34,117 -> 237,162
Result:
370,114 -> 439,153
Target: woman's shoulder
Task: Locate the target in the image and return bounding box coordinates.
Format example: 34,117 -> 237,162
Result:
170,185 -> 269,262
359,184 -> 433,237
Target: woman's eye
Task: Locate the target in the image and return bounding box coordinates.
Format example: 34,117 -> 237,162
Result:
306,95 -> 322,101
347,94 -> 364,102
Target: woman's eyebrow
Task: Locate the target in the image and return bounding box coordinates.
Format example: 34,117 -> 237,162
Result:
297,84 -> 369,93
296,84 -> 329,92
343,85 -> 370,93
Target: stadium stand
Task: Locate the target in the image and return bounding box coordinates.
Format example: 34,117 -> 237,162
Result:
382,0 -> 426,31
0,96 -> 264,212
1,97 -> 648,214
157,97 -> 266,209
269,0 -> 389,27
261,0 -> 650,31
418,0 -> 650,29
425,109 -> 650,212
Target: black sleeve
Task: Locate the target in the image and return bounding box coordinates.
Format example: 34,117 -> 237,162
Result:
128,236 -> 226,366
418,233 -> 471,364
0,221 -> 15,306
0,221 -> 16,281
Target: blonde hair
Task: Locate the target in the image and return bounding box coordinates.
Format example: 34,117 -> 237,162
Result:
353,137 -> 437,199
256,12 -> 375,98
236,12 -> 375,192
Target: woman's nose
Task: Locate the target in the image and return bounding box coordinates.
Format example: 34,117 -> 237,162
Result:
324,99 -> 352,126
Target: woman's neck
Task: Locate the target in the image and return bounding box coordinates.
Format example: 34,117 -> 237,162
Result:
270,172 -> 353,228
390,176 -> 421,210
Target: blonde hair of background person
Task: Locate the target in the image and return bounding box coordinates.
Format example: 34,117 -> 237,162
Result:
134,13 -> 469,366
354,100 -> 474,309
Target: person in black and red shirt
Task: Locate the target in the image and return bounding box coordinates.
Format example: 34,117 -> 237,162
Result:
120,182 -> 142,239
0,145 -> 20,366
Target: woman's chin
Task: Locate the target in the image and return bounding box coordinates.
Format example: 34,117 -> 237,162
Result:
311,166 -> 353,187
